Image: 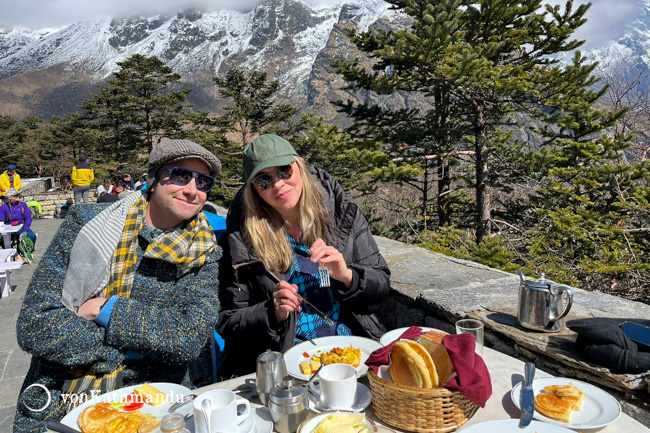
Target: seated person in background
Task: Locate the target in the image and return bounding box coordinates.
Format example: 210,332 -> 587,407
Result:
121,173 -> 135,191
96,178 -> 114,196
14,139 -> 222,432
216,134 -> 390,379
0,188 -> 37,258
115,184 -> 130,200
134,173 -> 148,191
97,191 -> 119,203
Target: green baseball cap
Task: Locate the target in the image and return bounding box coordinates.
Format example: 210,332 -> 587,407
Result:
243,134 -> 297,186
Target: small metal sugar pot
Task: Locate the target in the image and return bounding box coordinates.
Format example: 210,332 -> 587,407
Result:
268,376 -> 309,433
516,270 -> 573,332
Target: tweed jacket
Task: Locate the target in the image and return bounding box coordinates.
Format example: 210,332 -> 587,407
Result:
14,204 -> 221,433
216,168 -> 390,379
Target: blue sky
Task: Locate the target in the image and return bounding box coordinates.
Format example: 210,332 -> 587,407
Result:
0,0 -> 640,50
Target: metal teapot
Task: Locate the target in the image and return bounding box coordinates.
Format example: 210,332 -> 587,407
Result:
516,270 -> 573,332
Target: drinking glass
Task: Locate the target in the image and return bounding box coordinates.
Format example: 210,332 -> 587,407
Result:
455,319 -> 484,357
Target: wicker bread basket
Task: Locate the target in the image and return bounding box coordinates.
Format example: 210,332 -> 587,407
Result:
368,370 -> 478,433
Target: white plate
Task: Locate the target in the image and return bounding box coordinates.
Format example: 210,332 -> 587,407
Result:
297,411 -> 374,433
59,382 -> 192,431
308,382 -> 372,413
461,419 -> 574,432
379,327 -> 448,346
285,336 -> 382,381
511,377 -> 621,429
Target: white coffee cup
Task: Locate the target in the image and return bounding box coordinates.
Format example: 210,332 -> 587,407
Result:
310,363 -> 357,410
193,389 -> 251,433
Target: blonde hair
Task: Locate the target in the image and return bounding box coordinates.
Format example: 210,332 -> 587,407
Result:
243,158 -> 329,272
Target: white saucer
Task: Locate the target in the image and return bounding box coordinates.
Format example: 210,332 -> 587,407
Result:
238,412 -> 255,433
308,382 -> 372,413
186,409 -> 255,433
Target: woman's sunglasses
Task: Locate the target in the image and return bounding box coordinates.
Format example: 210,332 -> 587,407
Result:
161,167 -> 215,192
252,164 -> 294,190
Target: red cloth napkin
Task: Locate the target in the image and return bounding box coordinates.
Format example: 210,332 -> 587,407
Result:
443,333 -> 492,407
365,326 -> 425,373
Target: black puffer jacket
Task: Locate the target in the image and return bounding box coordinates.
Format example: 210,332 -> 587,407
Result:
216,168 -> 390,379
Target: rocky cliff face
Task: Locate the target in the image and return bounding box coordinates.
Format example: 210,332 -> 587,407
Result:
0,0 -> 397,119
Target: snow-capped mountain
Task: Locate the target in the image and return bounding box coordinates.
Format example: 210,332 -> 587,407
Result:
0,0 -> 399,119
584,0 -> 650,85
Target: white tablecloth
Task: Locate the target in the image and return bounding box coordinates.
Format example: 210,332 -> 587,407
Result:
196,346 -> 649,432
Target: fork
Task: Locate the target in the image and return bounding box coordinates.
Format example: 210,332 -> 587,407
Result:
168,393 -> 196,412
317,265 -> 330,288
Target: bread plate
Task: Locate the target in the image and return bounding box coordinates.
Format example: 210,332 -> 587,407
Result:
460,419 -> 574,432
56,382 -> 192,432
297,411 -> 374,433
285,336 -> 382,381
511,377 -> 621,429
379,327 -> 448,346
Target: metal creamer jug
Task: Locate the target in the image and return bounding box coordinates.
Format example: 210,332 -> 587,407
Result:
516,270 -> 573,332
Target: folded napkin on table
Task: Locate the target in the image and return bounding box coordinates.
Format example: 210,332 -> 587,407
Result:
365,328 -> 492,408
366,326 -> 425,374
443,333 -> 492,407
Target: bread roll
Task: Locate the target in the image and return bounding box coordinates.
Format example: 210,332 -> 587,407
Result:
389,341 -> 437,388
418,332 -> 455,386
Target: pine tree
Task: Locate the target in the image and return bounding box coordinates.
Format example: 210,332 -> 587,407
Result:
333,0 -> 589,242
213,68 -> 301,148
524,53 -> 650,297
211,67 -> 304,203
0,116 -> 29,170
82,54 -> 191,162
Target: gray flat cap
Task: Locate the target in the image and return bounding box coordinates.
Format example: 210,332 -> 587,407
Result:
148,139 -> 221,179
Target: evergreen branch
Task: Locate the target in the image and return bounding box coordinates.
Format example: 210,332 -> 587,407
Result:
391,150 -> 475,163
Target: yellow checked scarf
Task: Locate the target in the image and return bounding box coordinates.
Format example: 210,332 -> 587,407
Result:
63,196 -> 216,408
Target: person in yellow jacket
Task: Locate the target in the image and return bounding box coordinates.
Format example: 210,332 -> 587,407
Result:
71,156 -> 94,204
0,164 -> 21,197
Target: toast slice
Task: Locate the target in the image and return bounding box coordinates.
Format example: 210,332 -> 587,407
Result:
78,403 -> 123,433
78,402 -> 159,433
543,383 -> 584,411
534,392 -> 573,423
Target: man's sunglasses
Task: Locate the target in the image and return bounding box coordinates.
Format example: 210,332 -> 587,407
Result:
161,167 -> 215,192
252,164 -> 294,190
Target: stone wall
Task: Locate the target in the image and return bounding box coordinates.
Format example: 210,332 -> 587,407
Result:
20,191 -> 91,218
372,236 -> 650,427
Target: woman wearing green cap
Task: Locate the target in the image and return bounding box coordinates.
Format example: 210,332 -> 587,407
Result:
216,134 -> 390,379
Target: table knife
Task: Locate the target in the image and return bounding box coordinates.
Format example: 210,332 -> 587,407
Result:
297,294 -> 335,326
519,361 -> 535,428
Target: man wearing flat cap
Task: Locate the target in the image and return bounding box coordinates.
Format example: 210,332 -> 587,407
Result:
14,139 -> 222,432
0,164 -> 21,197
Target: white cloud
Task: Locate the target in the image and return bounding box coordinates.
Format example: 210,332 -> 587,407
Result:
0,0 -> 640,52
544,0 -> 639,49
0,0 -> 345,29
